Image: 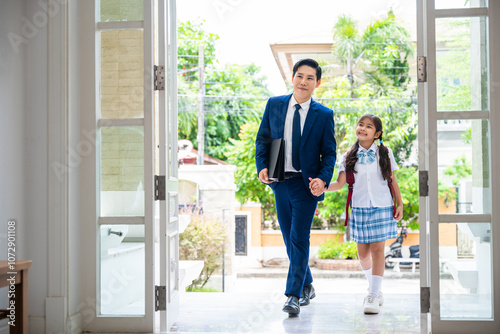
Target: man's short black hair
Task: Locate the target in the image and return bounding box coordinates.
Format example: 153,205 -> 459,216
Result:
292,58 -> 322,81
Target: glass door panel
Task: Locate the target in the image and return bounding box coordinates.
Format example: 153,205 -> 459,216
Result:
100,0 -> 144,22
439,222 -> 492,320
435,17 -> 489,112
435,0 -> 487,10
437,119 -> 491,214
100,126 -> 145,217
99,224 -> 145,315
100,29 -> 145,119
86,0 -> 154,330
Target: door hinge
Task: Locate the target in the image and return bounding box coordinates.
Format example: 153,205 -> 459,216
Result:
155,285 -> 166,311
154,65 -> 165,90
417,56 -> 427,83
419,171 -> 429,197
421,287 -> 430,313
155,175 -> 166,201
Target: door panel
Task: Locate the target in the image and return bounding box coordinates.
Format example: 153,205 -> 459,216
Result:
418,0 -> 499,332
80,0 -> 155,331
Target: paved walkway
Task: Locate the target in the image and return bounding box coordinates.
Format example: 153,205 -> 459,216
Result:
171,267 -> 421,333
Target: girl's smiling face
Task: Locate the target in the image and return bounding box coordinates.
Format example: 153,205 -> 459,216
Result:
356,117 -> 381,144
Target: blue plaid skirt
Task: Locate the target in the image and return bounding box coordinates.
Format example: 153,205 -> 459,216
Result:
350,206 -> 398,244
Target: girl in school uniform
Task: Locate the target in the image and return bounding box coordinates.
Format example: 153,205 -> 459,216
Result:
310,114 -> 403,314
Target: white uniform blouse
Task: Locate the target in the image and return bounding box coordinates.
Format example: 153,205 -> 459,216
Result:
338,142 -> 399,208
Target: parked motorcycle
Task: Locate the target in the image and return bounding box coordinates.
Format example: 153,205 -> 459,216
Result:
385,225 -> 420,269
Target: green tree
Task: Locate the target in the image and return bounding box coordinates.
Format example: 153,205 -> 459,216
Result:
224,123 -> 276,222
178,20 -> 218,79
178,21 -> 272,161
435,19 -> 472,111
315,10 -> 418,229
329,10 -> 413,97
444,155 -> 472,187
362,10 -> 413,91
395,167 -> 420,230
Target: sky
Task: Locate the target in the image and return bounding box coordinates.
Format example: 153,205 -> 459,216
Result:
177,0 -> 417,95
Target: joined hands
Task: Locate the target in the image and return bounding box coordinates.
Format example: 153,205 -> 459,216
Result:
309,177 -> 325,197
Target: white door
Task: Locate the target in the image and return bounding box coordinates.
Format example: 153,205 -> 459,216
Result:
80,0 -> 178,332
417,0 -> 500,332
155,0 -> 180,332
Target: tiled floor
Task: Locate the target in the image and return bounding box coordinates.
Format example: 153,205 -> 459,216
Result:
170,277 -> 421,333
172,292 -> 420,334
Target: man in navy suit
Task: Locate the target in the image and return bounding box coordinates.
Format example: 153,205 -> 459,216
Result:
255,58 -> 337,314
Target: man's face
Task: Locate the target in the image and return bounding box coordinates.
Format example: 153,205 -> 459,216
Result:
292,65 -> 321,103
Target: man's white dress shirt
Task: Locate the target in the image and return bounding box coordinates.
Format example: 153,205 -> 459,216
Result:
284,95 -> 310,172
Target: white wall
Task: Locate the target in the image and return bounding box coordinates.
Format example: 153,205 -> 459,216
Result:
0,0 -> 26,257
0,2 -> 27,332
24,0 -> 49,323
0,1 -> 81,332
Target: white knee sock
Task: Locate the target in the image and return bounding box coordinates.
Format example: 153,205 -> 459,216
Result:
362,267 -> 372,287
370,275 -> 383,297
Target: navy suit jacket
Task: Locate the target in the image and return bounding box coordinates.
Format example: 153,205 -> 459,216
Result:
255,94 -> 337,201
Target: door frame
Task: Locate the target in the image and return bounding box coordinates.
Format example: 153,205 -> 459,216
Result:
157,0 -> 180,331
418,0 -> 500,332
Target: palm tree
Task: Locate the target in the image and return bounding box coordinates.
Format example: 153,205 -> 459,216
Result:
331,10 -> 414,98
332,15 -> 365,97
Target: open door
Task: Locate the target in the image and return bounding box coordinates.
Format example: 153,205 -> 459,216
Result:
418,0 -> 500,332
155,0 -> 180,331
80,0 -> 156,332
80,0 -> 178,332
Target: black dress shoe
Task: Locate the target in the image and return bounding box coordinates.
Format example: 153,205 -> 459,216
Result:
299,284 -> 316,306
282,295 -> 300,314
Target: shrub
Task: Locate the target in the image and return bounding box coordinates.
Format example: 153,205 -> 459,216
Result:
179,212 -> 226,289
317,238 -> 358,260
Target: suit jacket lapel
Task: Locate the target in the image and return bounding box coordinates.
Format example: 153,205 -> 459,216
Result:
277,94 -> 292,138
300,98 -> 319,147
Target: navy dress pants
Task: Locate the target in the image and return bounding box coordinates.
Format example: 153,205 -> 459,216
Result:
273,177 -> 317,298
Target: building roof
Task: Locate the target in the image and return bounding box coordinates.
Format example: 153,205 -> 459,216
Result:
178,139 -> 228,165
